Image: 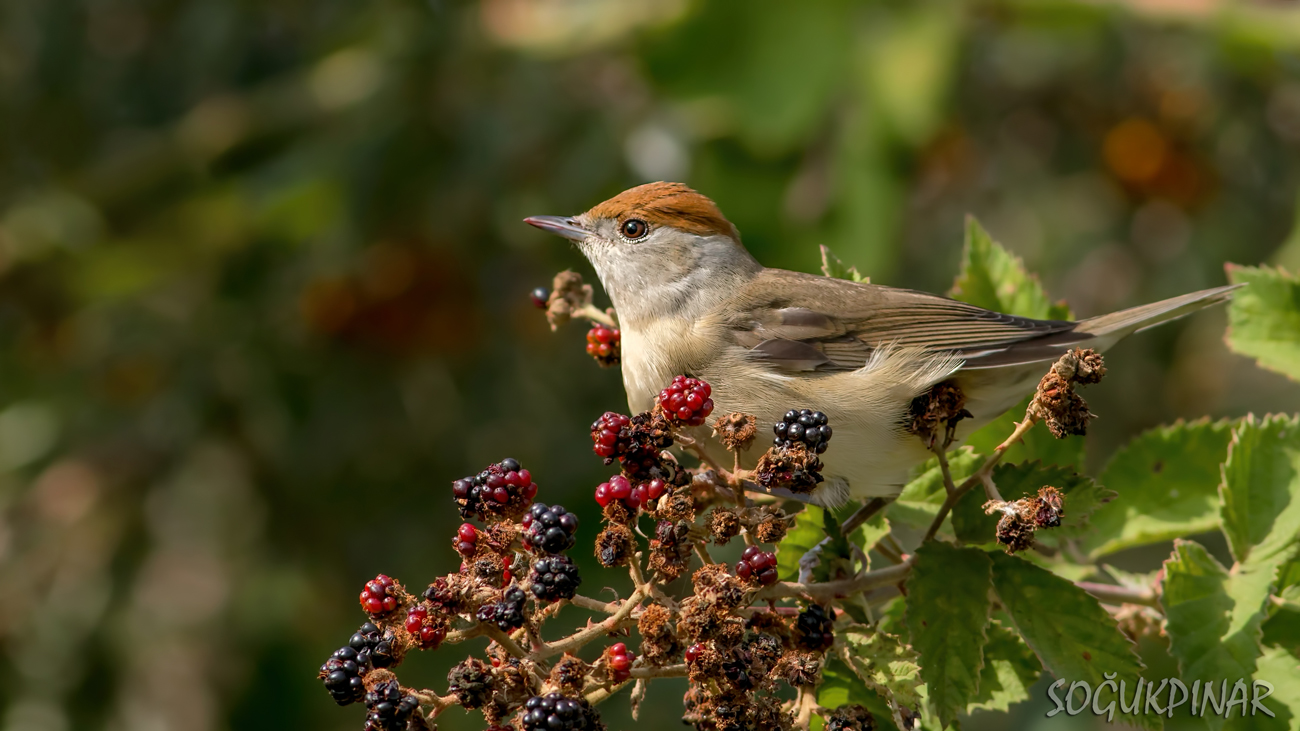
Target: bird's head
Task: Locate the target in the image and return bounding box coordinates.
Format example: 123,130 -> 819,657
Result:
525,182 -> 761,325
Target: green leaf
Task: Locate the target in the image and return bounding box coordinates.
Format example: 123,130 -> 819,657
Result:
776,506 -> 859,584
951,461 -> 1114,546
988,551 -> 1156,729
840,626 -> 925,714
819,659 -> 901,731
1226,264 -> 1300,382
1082,419 -> 1234,558
887,447 -> 982,531
1160,539 -> 1269,718
949,217 -> 1070,320
820,245 -> 867,282
904,542 -> 992,727
1220,414 -> 1300,569
854,512 -> 891,559
1230,646 -> 1300,731
966,621 -> 1042,714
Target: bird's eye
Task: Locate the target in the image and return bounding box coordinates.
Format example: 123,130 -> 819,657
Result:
620,219 -> 649,239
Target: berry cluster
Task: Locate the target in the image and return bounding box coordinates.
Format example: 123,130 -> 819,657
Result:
794,604 -> 835,652
521,693 -> 595,731
657,375 -> 714,427
592,474 -> 665,513
350,622 -> 399,669
454,523 -> 478,558
452,458 -> 538,520
773,409 -> 832,453
529,554 -> 581,602
320,645 -> 368,706
476,586 -> 528,631
605,642 -> 635,682
590,411 -> 675,476
364,678 -> 420,731
360,574 -> 400,616
590,412 -> 631,459
585,324 -> 621,367
404,604 -> 448,649
735,546 -> 779,586
523,503 -> 578,554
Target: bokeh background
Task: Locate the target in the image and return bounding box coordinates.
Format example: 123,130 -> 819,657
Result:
2,1 -> 1300,730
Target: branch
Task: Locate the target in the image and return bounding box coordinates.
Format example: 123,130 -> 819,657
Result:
532,588 -> 645,660
1077,581 -> 1160,608
922,413 -> 1039,542
481,623 -> 528,658
755,560 -> 913,603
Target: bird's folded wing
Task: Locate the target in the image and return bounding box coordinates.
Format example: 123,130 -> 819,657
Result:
725,271 -> 1076,373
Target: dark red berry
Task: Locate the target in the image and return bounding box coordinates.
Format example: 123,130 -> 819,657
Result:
404,604 -> 447,650
685,643 -> 704,663
586,324 -> 621,367
736,548 -> 778,586
455,523 -> 479,557
591,412 -> 631,459
605,641 -> 635,683
646,478 -> 667,500
657,375 -> 714,427
359,575 -> 399,616
530,287 -> 550,309
594,482 -> 612,507
452,458 -> 538,520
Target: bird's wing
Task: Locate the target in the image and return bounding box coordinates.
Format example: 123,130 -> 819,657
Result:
724,270 -> 1077,373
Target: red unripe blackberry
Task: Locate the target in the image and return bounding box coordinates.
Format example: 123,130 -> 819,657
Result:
595,474 -> 644,513
530,287 -> 550,309
529,554 -> 581,603
452,458 -> 539,520
455,523 -> 478,557
774,408 -> 833,453
585,324 -> 621,367
359,574 -> 399,616
657,375 -> 714,427
364,678 -> 420,731
737,546 -> 779,585
794,604 -> 836,652
605,642 -> 635,682
590,412 -> 631,459
522,502 -> 579,554
685,643 -> 704,663
404,604 -> 447,650
320,645 -> 367,706
646,478 -> 667,501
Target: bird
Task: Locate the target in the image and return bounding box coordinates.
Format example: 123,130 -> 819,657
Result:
525,181 -> 1237,506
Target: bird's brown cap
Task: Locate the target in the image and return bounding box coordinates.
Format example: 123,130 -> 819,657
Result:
585,182 -> 739,241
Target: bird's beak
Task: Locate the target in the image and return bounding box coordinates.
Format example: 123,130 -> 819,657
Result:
524,215 -> 589,242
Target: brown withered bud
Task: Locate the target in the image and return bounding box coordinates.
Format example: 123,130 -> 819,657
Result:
682,686 -> 707,727
1033,485 -> 1064,528
547,653 -> 591,696
471,552 -> 506,587
648,520 -> 692,581
482,522 -> 521,554
619,411 -> 676,477
602,500 -> 636,526
775,649 -> 823,687
637,604 -> 682,666
749,695 -> 794,731
712,412 -> 759,452
755,442 -> 824,493
654,485 -> 697,523
423,575 -> 468,615
745,632 -> 786,674
486,651 -> 537,717
448,657 -> 496,709
691,563 -> 748,611
994,510 -> 1036,555
544,270 -> 593,330
907,379 -> 973,447
685,641 -> 726,685
825,704 -> 876,731
753,513 -> 788,544
1031,349 -> 1105,438
595,523 -> 636,567
745,612 -> 792,646
708,507 -> 742,545
1052,347 -> 1107,385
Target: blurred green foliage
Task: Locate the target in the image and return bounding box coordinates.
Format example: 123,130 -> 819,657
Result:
1,1 -> 1299,730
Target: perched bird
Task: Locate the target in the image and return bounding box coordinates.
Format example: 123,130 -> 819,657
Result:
526,182 -> 1236,506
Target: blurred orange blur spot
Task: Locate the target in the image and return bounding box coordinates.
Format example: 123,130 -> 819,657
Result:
1104,118 -> 1168,184
300,278 -> 358,335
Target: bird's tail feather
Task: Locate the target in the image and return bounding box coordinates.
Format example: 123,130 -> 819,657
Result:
1072,283 -> 1242,345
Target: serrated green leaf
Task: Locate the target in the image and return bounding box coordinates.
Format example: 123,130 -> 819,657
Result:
840,626 -> 925,713
967,621 -> 1042,714
854,512 -> 892,560
1082,419 -> 1234,558
989,551 -> 1156,729
819,659 -> 901,731
821,245 -> 867,282
1220,414 -> 1300,569
949,217 -> 1070,320
951,461 -> 1114,546
887,447 -> 982,530
1228,646 -> 1300,731
1262,603 -> 1300,657
776,505 -> 859,584
1161,538 -> 1269,728
904,542 -> 992,727
1226,264 -> 1300,382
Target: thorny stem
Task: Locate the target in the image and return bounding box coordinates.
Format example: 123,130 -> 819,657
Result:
921,413 -> 1040,542
413,691 -> 457,719
932,444 -> 957,496
532,588 -> 645,660
480,624 -> 528,658
569,594 -> 623,615
756,560 -> 913,603
979,472 -> 1005,504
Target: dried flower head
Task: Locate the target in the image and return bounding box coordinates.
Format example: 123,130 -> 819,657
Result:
1031,349 -> 1105,438
595,523 -> 636,568
637,604 -> 682,666
712,412 -> 759,452
708,507 -> 742,545
448,657 -> 496,709
994,510 -> 1036,554
755,442 -> 824,493
907,380 -> 973,447
544,270 -> 594,330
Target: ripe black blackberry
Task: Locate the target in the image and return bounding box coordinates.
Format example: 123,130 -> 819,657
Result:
521,692 -> 598,731
451,458 -> 538,520
350,622 -> 398,669
529,554 -> 581,602
794,604 -> 835,652
522,502 -> 578,554
773,409 -> 832,453
319,645 -> 367,706
477,586 -> 528,631
530,286 -> 550,309
364,678 -> 420,731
